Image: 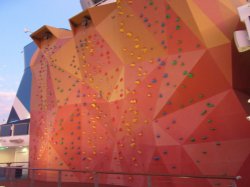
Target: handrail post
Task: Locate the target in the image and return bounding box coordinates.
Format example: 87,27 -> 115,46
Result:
11,167 -> 15,182
93,172 -> 99,187
7,167 -> 11,181
147,175 -> 152,187
58,170 -> 62,187
29,169 -> 34,187
232,176 -> 242,187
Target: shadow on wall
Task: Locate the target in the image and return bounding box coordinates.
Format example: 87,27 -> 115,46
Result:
232,27 -> 250,113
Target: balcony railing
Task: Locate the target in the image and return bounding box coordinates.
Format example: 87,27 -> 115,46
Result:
0,164 -> 241,187
0,123 -> 29,137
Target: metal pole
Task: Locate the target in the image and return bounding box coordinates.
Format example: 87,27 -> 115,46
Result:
94,172 -> 99,187
232,180 -> 237,187
232,176 -> 242,187
58,170 -> 62,187
8,167 -> 12,182
147,175 -> 152,187
29,169 -> 34,187
11,167 -> 15,182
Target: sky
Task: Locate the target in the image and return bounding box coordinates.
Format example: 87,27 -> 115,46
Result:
0,0 -> 82,123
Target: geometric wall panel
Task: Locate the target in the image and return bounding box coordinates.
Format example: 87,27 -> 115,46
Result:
29,1 -> 250,187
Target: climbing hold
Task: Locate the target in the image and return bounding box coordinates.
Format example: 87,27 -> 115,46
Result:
187,73 -> 193,78
201,110 -> 207,116
153,156 -> 160,161
126,32 -> 133,37
176,25 -> 181,30
190,137 -> 196,142
130,99 -> 137,104
207,119 -> 213,123
206,103 -> 215,108
172,60 -> 177,65
151,79 -> 157,83
163,73 -> 168,78
201,136 -> 208,140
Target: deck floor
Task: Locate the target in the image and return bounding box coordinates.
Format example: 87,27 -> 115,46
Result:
0,179 -> 127,187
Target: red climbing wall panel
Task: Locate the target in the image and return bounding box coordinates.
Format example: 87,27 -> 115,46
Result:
29,1 -> 250,187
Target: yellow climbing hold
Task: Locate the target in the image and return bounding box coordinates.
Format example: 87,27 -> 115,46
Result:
133,110 -> 138,115
134,44 -> 140,49
126,32 -> 133,37
134,80 -> 141,85
130,142 -> 136,148
130,99 -> 137,104
132,118 -> 138,123
91,103 -> 97,108
142,48 -> 148,53
130,63 -> 136,67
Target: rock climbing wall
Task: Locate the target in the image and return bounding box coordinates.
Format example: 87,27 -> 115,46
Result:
29,0 -> 250,187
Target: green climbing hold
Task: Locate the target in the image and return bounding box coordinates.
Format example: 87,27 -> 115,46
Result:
179,104 -> 185,108
181,84 -> 186,88
189,99 -> 194,104
166,14 -> 171,19
206,103 -> 215,108
199,94 -> 204,99
190,137 -> 196,142
183,71 -> 188,75
176,25 -> 181,30
172,60 -> 177,65
207,119 -> 213,123
201,110 -> 207,116
188,73 -> 193,78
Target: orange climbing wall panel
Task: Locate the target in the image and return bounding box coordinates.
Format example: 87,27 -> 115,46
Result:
29,1 -> 250,187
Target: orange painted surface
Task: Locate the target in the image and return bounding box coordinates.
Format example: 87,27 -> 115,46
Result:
29,1 -> 250,187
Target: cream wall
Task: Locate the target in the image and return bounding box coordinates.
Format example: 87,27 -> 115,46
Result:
0,147 -> 29,164
0,148 -> 16,163
14,147 -> 29,163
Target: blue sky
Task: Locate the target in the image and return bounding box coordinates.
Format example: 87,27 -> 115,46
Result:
0,0 -> 82,123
